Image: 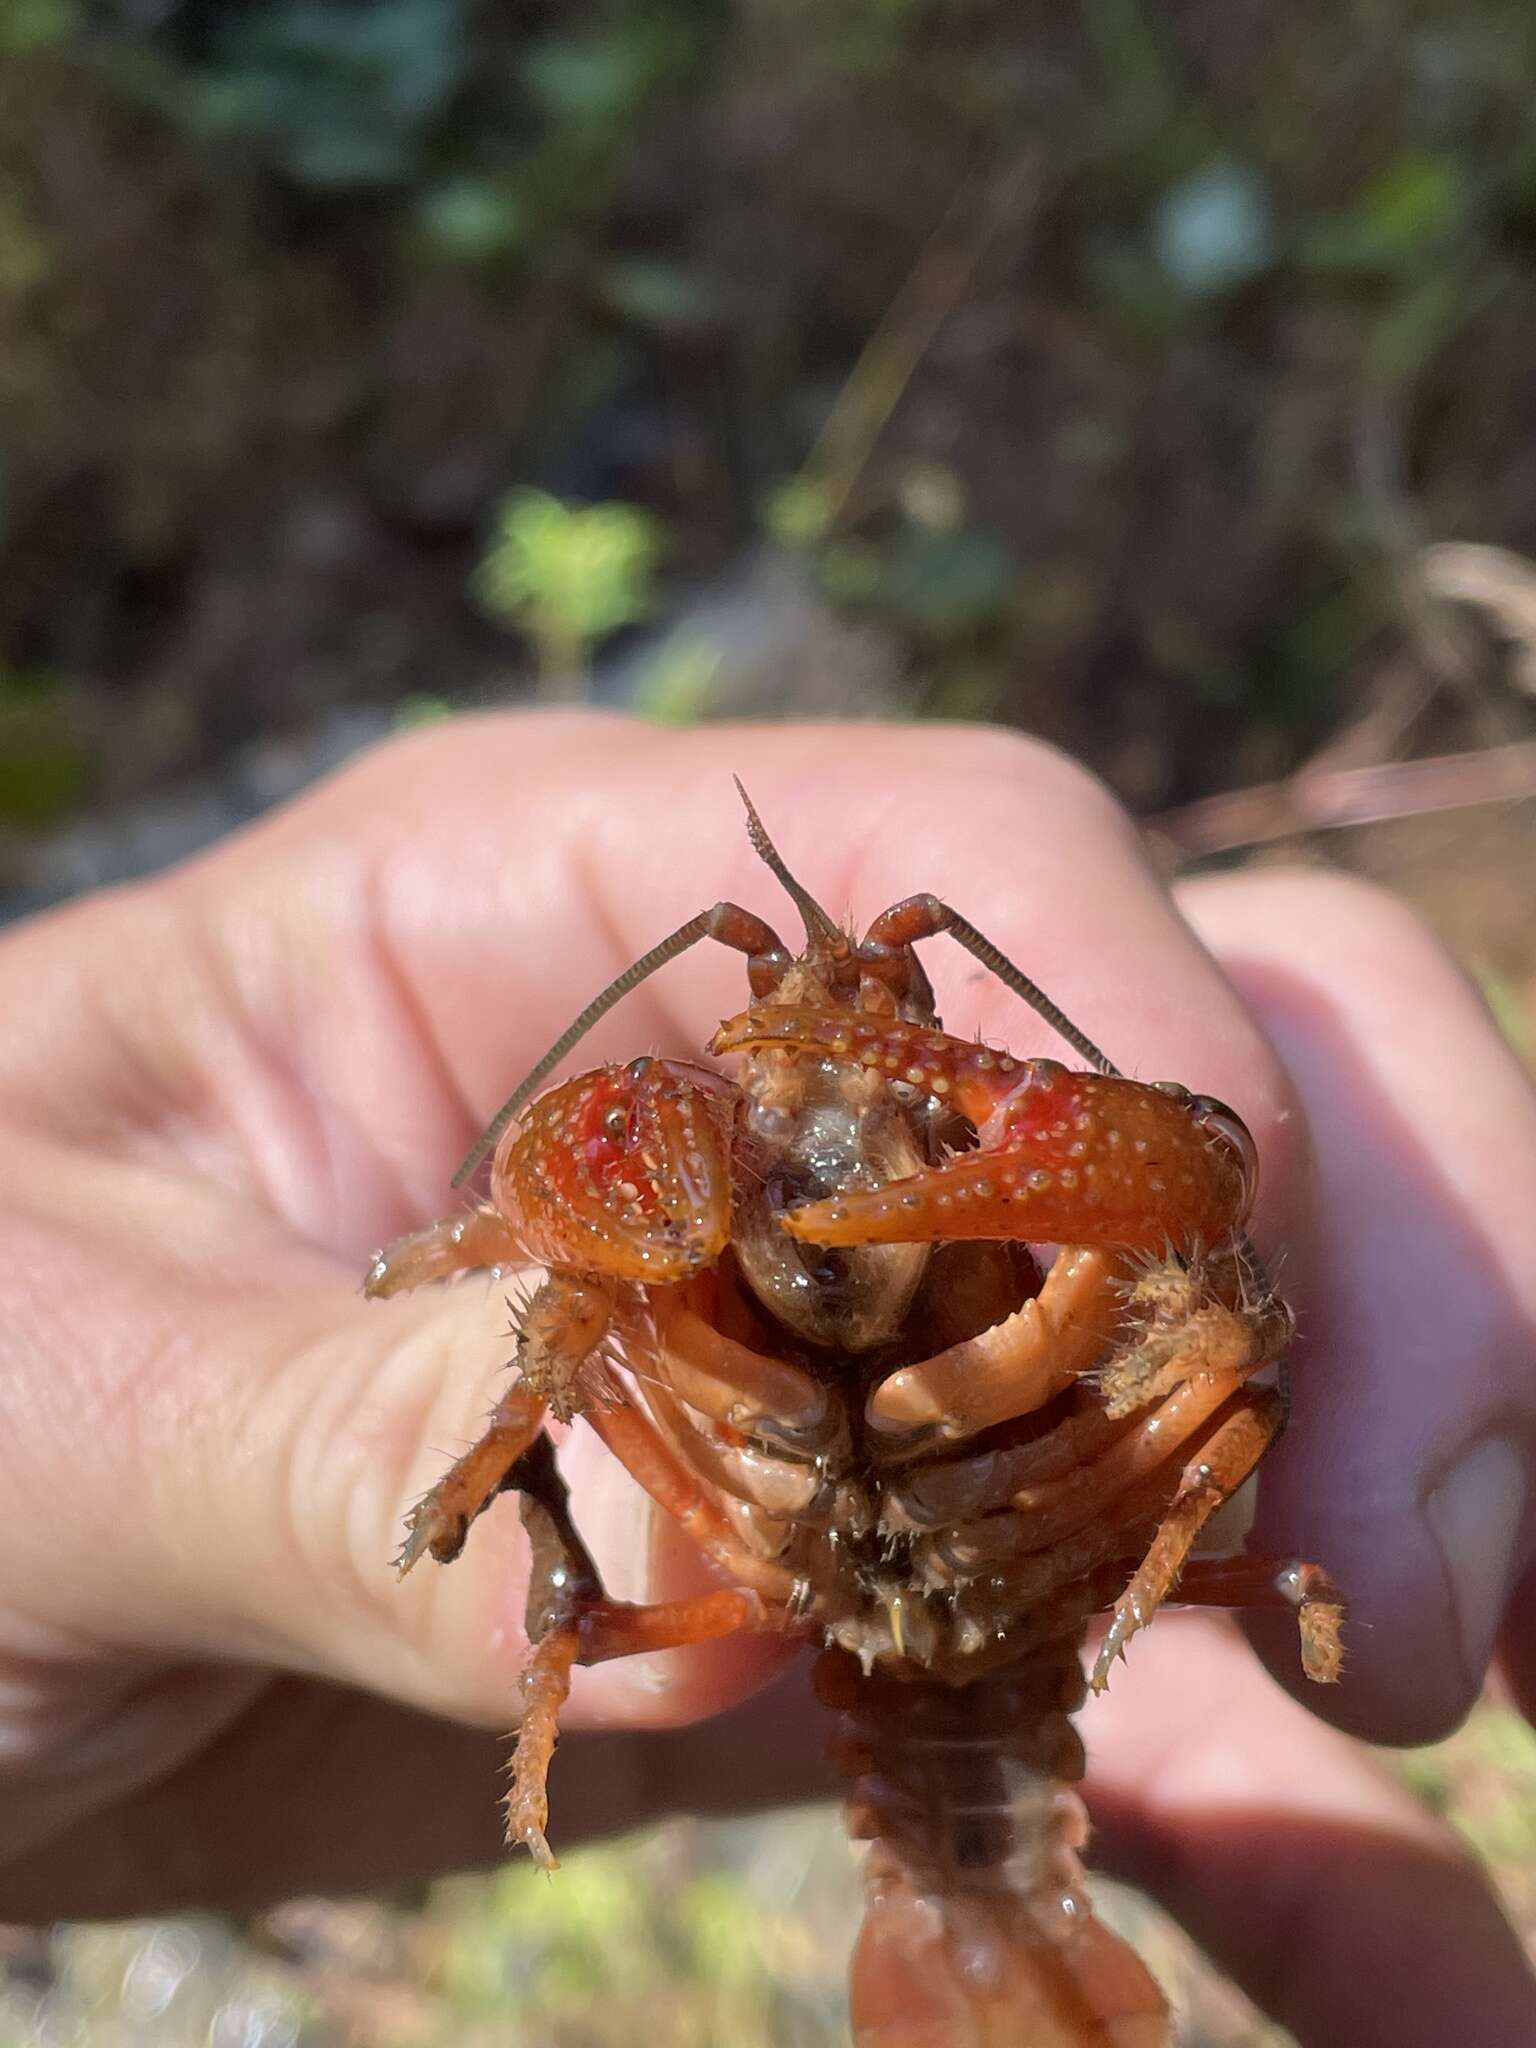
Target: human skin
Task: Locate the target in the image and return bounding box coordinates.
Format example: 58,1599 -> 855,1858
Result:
2,713 -> 1535,2043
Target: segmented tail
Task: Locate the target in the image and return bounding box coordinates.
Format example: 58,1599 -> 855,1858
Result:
816,1644 -> 1171,2048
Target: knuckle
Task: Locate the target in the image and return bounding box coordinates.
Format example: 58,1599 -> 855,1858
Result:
932,724 -> 1139,839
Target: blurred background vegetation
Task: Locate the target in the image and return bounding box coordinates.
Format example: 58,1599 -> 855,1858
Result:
3,2 -> 1536,2042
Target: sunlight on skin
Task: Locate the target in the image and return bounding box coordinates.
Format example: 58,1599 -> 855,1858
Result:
1,713 -> 1535,2040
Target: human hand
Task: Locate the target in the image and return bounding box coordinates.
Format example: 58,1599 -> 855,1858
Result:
2,712 -> 1534,2043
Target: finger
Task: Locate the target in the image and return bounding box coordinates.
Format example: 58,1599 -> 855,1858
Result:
1083,1614 -> 1536,2046
1180,869 -> 1536,1742
0,719 -> 1317,1830
0,714 -> 1313,1262
0,1149 -> 787,1753
1,1662 -> 829,1920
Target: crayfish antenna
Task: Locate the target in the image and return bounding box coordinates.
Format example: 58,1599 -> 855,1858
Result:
734,776 -> 848,955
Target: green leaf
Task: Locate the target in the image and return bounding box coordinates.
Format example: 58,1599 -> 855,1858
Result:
630,634 -> 727,725
1360,152 -> 1467,257
473,490 -> 663,654
522,34 -> 655,125
1476,969 -> 1532,1059
392,693 -> 458,729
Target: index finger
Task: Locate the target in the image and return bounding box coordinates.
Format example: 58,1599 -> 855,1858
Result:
0,714 -> 1324,1755
0,712 -> 1312,1263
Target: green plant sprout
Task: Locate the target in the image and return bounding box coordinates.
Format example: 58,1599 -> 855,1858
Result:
473,489 -> 662,701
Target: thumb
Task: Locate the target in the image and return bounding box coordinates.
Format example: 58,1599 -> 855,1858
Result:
4,1142 -> 782,1744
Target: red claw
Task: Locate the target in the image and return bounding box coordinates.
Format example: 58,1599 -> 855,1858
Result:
494,1057 -> 734,1281
710,1010 -> 1254,1254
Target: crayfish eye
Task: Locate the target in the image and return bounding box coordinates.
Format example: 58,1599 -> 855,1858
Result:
603,1104 -> 629,1139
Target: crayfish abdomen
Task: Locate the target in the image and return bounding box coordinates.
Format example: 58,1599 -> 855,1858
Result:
367,791 -> 1343,2047
820,1649 -> 1170,2048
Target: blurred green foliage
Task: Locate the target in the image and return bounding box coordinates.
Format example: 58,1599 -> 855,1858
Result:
84,0 -> 719,231
0,176 -> 51,294
423,1820 -> 852,2046
0,0 -> 79,56
474,490 -> 662,693
187,0 -> 474,190
1398,1706 -> 1536,1867
630,632 -> 728,724
0,672 -> 88,827
2,0 -> 1536,837
1477,967 -> 1534,1058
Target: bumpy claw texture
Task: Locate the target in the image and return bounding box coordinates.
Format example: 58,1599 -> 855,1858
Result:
495,1057 -> 735,1281
711,1010 -> 1255,1252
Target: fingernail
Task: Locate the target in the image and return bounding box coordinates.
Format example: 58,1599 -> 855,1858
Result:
1425,1434 -> 1529,1690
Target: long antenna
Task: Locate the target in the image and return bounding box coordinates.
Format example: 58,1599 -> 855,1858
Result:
935,909 -> 1119,1077
449,911 -> 716,1187
916,908 -> 1287,1422
734,778 -> 843,950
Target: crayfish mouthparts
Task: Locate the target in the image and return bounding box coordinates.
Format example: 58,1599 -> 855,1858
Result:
368,791 -> 1343,2048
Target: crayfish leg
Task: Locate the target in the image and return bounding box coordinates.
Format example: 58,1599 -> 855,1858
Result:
1170,1554 -> 1346,1683
395,1381 -> 547,1576
395,1271 -> 613,1575
1092,1389 -> 1284,1690
365,1202 -> 523,1297
504,1431 -> 768,1866
507,1585 -> 768,1869
867,1247 -> 1123,1451
582,1384 -> 800,1604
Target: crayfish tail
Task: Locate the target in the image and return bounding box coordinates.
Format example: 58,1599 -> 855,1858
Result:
816,1645 -> 1171,2048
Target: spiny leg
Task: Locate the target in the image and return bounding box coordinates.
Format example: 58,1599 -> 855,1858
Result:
1173,1554 -> 1346,1683
1097,1244 -> 1292,1419
365,1202 -> 523,1298
581,1365 -> 800,1605
938,1414 -> 1264,1622
505,1431 -> 766,1866
503,1430 -> 601,1864
398,1383 -> 547,1575
396,1270 -> 613,1574
929,1365 -> 1257,1573
932,1260 -> 1296,1556
1091,1388 -> 1284,1691
882,1236 -> 1284,1516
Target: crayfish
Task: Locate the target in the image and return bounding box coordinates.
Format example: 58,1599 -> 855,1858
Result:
366,786 -> 1344,2047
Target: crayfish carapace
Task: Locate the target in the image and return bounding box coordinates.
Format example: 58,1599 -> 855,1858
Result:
367,786 -> 1343,2047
